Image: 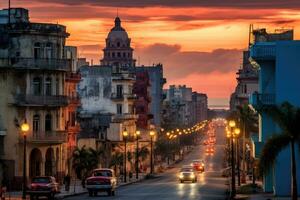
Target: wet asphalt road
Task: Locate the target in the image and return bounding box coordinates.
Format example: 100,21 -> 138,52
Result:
67,125 -> 228,200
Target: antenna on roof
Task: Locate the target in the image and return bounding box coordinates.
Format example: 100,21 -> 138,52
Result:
8,0 -> 11,25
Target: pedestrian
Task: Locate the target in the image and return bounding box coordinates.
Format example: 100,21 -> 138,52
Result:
63,174 -> 71,192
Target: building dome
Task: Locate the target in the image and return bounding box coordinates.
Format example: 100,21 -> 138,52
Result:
107,17 -> 129,41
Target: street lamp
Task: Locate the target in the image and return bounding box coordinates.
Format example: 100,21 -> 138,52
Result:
228,120 -> 236,199
234,127 -> 241,186
21,121 -> 29,200
149,130 -> 155,174
122,129 -> 128,183
135,130 -> 140,179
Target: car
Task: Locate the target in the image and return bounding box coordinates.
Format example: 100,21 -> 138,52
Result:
191,160 -> 205,172
206,147 -> 215,155
86,168 -> 117,196
178,167 -> 197,183
27,176 -> 60,200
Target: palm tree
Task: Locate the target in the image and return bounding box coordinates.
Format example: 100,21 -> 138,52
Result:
237,104 -> 258,180
259,102 -> 300,200
72,146 -> 102,187
110,151 -> 123,176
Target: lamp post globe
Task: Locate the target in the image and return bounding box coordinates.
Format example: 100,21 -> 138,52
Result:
149,130 -> 155,174
21,121 -> 29,200
122,129 -> 128,183
135,130 -> 140,179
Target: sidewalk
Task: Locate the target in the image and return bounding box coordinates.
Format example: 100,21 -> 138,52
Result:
2,174 -> 146,200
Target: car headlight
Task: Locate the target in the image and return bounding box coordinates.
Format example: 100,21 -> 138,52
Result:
190,174 -> 195,179
179,174 -> 184,179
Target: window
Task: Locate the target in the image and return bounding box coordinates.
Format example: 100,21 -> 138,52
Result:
117,104 -> 122,114
69,111 -> 76,126
56,111 -> 59,129
244,85 -> 247,94
33,114 -> 40,133
117,52 -> 121,58
34,43 -> 41,59
0,136 -> 4,155
45,77 -> 52,95
33,77 -> 41,95
45,114 -> 52,132
117,85 -> 123,97
117,42 -> 120,47
123,52 -> 126,58
112,52 -> 115,58
55,78 -> 59,95
45,43 -> 52,59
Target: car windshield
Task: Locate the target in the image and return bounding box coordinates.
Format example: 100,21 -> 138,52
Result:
32,177 -> 51,183
181,168 -> 194,172
94,170 -> 112,177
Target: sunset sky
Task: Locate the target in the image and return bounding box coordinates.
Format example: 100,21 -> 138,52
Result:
2,0 -> 300,108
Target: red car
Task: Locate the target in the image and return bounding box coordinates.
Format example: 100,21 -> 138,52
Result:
191,160 -> 205,172
27,176 -> 60,200
86,168 -> 117,196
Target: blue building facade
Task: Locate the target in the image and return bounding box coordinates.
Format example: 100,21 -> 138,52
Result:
249,41 -> 300,196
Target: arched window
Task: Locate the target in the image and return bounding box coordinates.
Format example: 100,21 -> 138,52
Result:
45,114 -> 52,132
33,77 -> 41,95
34,43 -> 41,59
45,42 -> 53,59
45,77 -> 52,95
33,114 -> 40,133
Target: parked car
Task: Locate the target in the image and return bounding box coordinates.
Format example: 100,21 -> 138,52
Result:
86,168 -> 117,196
178,167 -> 197,183
27,176 -> 60,200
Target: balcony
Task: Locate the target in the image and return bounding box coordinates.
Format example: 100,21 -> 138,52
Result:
0,58 -> 69,71
250,43 -> 276,61
15,94 -> 68,107
24,131 -> 67,144
111,93 -> 124,101
68,96 -> 81,105
112,73 -> 135,81
126,93 -> 138,100
113,113 -> 138,122
249,92 -> 275,108
66,72 -> 81,82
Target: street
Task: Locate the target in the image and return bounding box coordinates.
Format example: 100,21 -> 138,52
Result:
67,125 -> 227,200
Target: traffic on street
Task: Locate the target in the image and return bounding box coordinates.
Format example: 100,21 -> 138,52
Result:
67,120 -> 228,200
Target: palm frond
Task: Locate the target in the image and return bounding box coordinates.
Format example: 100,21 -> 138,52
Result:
259,134 -> 290,175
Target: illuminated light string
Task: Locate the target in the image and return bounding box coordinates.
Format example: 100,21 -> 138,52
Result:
163,120 -> 209,140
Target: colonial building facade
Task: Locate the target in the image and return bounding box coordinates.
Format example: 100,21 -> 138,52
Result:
0,8 -> 80,187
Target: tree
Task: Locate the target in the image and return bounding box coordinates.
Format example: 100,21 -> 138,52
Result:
72,146 -> 102,187
110,151 -> 123,175
258,102 -> 300,200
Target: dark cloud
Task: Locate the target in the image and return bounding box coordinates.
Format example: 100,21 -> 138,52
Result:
135,43 -> 242,79
13,0 -> 300,9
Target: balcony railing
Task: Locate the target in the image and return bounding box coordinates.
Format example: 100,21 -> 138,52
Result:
249,92 -> 275,108
113,113 -> 138,121
66,72 -> 81,82
68,96 -> 81,105
126,93 -> 138,100
24,131 -> 67,144
0,58 -> 69,71
112,73 -> 135,81
250,43 -> 276,61
111,93 -> 124,100
15,94 -> 68,107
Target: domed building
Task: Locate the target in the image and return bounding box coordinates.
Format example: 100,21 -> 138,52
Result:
101,17 -> 136,68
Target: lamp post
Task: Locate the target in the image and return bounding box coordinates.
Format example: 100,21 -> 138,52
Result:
21,121 -> 29,200
122,129 -> 128,183
229,120 -> 236,199
234,128 -> 241,186
135,130 -> 140,179
149,130 -> 155,174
